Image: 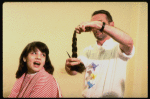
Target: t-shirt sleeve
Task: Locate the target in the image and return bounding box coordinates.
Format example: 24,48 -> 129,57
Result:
117,45 -> 135,61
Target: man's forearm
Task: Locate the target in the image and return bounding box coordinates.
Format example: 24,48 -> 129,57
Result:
103,25 -> 133,55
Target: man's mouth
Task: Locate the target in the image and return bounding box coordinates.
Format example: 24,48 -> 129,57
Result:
94,31 -> 103,36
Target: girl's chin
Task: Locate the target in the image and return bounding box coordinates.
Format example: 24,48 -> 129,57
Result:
28,67 -> 42,74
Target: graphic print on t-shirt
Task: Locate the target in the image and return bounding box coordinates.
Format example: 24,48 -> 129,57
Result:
86,62 -> 99,89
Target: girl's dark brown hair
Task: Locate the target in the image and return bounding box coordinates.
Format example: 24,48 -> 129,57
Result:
16,41 -> 54,78
70,30 -> 85,73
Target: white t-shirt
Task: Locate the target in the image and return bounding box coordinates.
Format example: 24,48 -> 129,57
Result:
78,38 -> 135,98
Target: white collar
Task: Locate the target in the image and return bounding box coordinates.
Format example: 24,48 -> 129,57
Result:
27,72 -> 37,75
96,38 -> 114,50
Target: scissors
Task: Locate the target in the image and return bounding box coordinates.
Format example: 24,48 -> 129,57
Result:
66,51 -> 71,58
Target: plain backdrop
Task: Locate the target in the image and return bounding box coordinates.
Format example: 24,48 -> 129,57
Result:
3,2 -> 147,98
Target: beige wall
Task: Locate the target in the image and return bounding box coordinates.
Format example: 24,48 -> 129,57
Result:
3,2 -> 147,98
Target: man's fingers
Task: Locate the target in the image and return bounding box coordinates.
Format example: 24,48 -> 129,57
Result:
75,22 -> 94,34
66,58 -> 81,66
75,29 -> 80,34
68,58 -> 81,62
69,61 -> 80,66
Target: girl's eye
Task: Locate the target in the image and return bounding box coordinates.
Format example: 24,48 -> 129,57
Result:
31,52 -> 36,54
42,54 -> 46,57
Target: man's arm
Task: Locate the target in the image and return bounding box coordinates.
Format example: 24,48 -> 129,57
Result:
65,58 -> 81,75
75,21 -> 133,55
104,25 -> 133,55
65,63 -> 77,75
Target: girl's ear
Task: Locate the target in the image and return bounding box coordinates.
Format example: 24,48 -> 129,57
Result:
23,57 -> 26,62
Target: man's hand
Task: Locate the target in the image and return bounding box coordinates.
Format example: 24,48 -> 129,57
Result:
65,58 -> 82,75
75,21 -> 103,34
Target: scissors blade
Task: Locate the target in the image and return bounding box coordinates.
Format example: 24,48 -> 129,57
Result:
66,51 -> 71,58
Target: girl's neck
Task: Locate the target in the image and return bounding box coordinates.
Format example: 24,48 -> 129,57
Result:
27,72 -> 37,75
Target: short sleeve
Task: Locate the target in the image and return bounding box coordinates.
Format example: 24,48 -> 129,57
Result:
118,45 -> 135,61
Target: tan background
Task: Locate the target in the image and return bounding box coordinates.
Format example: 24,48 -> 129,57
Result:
3,2 -> 147,98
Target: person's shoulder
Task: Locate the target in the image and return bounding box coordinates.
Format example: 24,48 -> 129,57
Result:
35,69 -> 57,88
39,69 -> 55,81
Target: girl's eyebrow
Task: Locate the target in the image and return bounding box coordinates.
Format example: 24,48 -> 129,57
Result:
42,52 -> 46,54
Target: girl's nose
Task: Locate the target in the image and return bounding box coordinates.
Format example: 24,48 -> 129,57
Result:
36,54 -> 41,60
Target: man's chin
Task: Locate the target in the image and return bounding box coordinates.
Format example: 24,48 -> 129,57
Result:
96,36 -> 105,40
96,34 -> 107,40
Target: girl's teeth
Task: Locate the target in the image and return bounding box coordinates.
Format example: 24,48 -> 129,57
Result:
34,62 -> 40,65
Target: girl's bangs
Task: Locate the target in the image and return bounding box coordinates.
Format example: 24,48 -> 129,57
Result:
28,42 -> 49,55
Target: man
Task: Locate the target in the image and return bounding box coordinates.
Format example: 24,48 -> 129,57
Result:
65,10 -> 135,98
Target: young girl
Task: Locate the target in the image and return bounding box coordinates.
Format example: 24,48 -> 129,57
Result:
8,41 -> 62,98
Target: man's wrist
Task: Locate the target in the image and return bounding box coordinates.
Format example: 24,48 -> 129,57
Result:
99,22 -> 105,32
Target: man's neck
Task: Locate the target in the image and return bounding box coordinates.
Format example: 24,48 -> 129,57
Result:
97,36 -> 111,46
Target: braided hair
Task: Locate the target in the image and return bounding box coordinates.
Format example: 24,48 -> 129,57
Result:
70,30 -> 85,73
